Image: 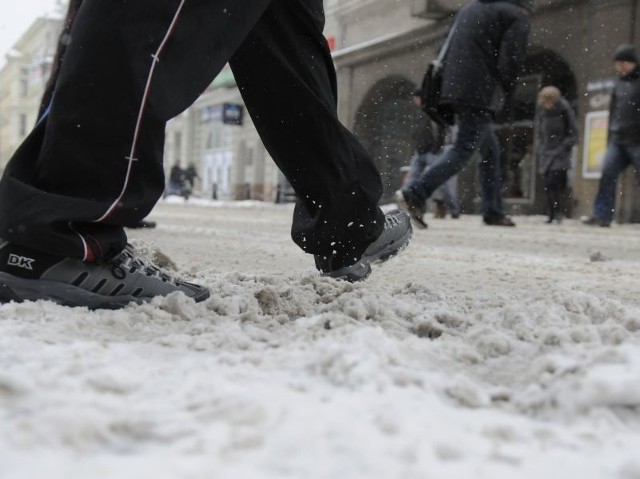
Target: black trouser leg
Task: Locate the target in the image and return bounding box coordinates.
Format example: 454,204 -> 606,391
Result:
0,0 -> 271,260
230,0 -> 384,266
544,169 -> 567,220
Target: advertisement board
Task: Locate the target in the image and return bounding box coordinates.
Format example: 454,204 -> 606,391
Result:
582,111 -> 608,179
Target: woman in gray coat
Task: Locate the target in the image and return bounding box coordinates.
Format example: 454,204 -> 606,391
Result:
536,86 -> 578,223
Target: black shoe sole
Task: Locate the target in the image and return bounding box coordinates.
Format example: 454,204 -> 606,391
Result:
0,273 -> 147,310
322,262 -> 372,282
483,218 -> 516,227
126,221 -> 157,229
582,220 -> 611,227
410,215 -> 428,229
321,213 -> 413,283
395,191 -> 428,229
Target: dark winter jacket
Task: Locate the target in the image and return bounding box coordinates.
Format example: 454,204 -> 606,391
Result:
608,67 -> 640,146
535,98 -> 578,173
412,110 -> 443,155
169,165 -> 186,184
440,0 -> 531,112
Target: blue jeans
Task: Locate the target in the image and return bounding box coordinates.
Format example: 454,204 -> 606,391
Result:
404,107 -> 504,219
593,142 -> 640,222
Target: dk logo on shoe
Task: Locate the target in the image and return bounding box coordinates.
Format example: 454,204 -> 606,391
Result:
8,254 -> 35,270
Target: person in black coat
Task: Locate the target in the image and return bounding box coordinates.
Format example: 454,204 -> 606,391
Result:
536,86 -> 578,223
168,161 -> 187,196
583,44 -> 640,227
397,0 -> 534,227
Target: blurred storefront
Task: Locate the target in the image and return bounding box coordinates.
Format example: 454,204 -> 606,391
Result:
163,67 -> 281,201
327,0 -> 640,222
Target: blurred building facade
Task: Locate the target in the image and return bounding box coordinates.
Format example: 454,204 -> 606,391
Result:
0,15 -> 63,170
2,1 -> 640,221
325,0 -> 640,222
163,69 -> 284,201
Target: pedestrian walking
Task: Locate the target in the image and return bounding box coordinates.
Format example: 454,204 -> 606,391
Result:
396,0 -> 535,227
184,162 -> 199,190
582,44 -> 640,227
168,161 -> 188,197
535,86 -> 578,224
403,88 -> 460,228
0,0 -> 411,309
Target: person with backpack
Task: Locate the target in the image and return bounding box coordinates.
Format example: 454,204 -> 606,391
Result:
397,0 -> 535,227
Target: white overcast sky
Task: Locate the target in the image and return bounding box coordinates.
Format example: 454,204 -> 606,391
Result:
0,0 -> 60,68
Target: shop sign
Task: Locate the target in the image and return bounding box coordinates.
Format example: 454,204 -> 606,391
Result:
222,103 -> 243,125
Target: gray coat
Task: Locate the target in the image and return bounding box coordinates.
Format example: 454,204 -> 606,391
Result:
535,98 -> 578,173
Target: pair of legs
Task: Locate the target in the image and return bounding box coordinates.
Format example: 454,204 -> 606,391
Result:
543,169 -> 568,222
591,142 -> 640,223
407,151 -> 460,217
0,0 -> 384,268
403,107 -> 505,221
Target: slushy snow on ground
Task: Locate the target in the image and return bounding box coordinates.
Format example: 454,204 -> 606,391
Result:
1,199 -> 640,479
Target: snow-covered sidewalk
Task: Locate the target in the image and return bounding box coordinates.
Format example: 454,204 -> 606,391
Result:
1,200 -> 639,479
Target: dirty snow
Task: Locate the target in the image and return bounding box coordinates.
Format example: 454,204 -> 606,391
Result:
1,199 -> 640,479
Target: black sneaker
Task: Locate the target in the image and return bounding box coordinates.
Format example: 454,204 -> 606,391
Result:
581,216 -> 611,227
394,189 -> 428,229
483,215 -> 516,227
315,209 -> 412,282
0,241 -> 209,309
